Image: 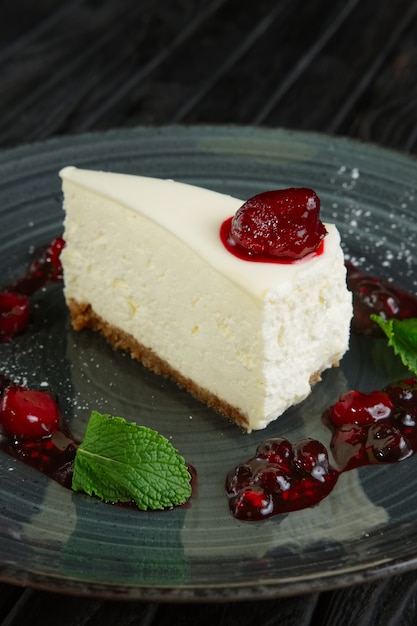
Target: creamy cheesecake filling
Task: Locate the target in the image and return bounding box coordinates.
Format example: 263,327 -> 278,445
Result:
60,167 -> 352,431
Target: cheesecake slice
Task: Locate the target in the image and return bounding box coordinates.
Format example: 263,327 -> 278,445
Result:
60,167 -> 352,431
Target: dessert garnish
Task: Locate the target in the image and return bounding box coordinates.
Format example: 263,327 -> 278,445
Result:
0,385 -> 60,438
221,188 -> 327,262
226,437 -> 338,521
0,236 -> 64,342
227,378 -> 417,521
72,411 -> 192,510
323,381 -> 416,471
0,379 -> 192,511
371,315 -> 417,376
346,263 -> 417,335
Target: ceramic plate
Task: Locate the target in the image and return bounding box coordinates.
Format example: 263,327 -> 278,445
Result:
1,126 -> 417,601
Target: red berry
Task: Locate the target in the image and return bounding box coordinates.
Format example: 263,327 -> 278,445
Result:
230,188 -> 327,260
293,439 -> 331,480
329,424 -> 368,471
0,292 -> 30,341
254,466 -> 292,494
330,390 -> 393,426
226,463 -> 253,495
384,379 -> 417,413
230,486 -> 273,521
256,437 -> 293,472
366,422 -> 411,463
0,386 -> 60,439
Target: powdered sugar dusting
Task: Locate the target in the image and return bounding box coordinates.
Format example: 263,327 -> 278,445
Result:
326,160 -> 417,289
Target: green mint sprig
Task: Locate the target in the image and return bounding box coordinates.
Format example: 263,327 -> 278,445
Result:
72,411 -> 192,510
371,314 -> 417,376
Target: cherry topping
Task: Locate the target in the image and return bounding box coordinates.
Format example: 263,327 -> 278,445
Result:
0,386 -> 60,439
225,188 -> 327,261
0,292 -> 30,342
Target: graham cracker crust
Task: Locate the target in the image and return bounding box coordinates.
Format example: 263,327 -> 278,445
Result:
68,299 -> 251,430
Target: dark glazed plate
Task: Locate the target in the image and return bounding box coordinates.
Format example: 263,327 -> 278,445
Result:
0,126 -> 417,601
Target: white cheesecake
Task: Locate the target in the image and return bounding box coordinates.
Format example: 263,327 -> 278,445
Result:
60,167 -> 352,431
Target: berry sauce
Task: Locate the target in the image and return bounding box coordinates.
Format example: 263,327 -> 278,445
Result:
346,262 -> 417,336
0,374 -> 78,489
324,380 -> 417,471
226,438 -> 339,521
221,188 -> 327,262
0,237 -> 64,342
226,380 -> 417,521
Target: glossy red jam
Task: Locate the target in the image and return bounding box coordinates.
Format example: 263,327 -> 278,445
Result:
346,262 -> 417,335
226,437 -> 338,521
0,236 -> 64,342
227,380 -> 417,521
323,381 -> 417,471
221,188 -> 327,262
7,236 -> 65,296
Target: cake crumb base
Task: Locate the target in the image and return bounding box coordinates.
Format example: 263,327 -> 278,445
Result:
68,299 -> 252,431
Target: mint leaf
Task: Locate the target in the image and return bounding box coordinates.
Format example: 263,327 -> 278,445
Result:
371,315 -> 417,376
72,411 -> 192,510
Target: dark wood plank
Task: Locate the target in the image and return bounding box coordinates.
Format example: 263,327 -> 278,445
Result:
0,582 -> 24,623
154,594 -> 319,626
0,583 -> 319,626
1,0 -> 416,153
312,570 -> 417,626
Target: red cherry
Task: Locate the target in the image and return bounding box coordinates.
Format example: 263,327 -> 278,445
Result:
329,424 -> 368,471
256,437 -> 293,473
254,465 -> 292,494
366,422 -> 411,463
230,486 -> 273,521
293,439 -> 331,480
226,463 -> 253,495
229,188 -> 327,260
329,390 -> 393,426
0,292 -> 30,341
0,386 -> 60,439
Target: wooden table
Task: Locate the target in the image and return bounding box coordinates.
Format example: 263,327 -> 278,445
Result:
1,1 -> 417,624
